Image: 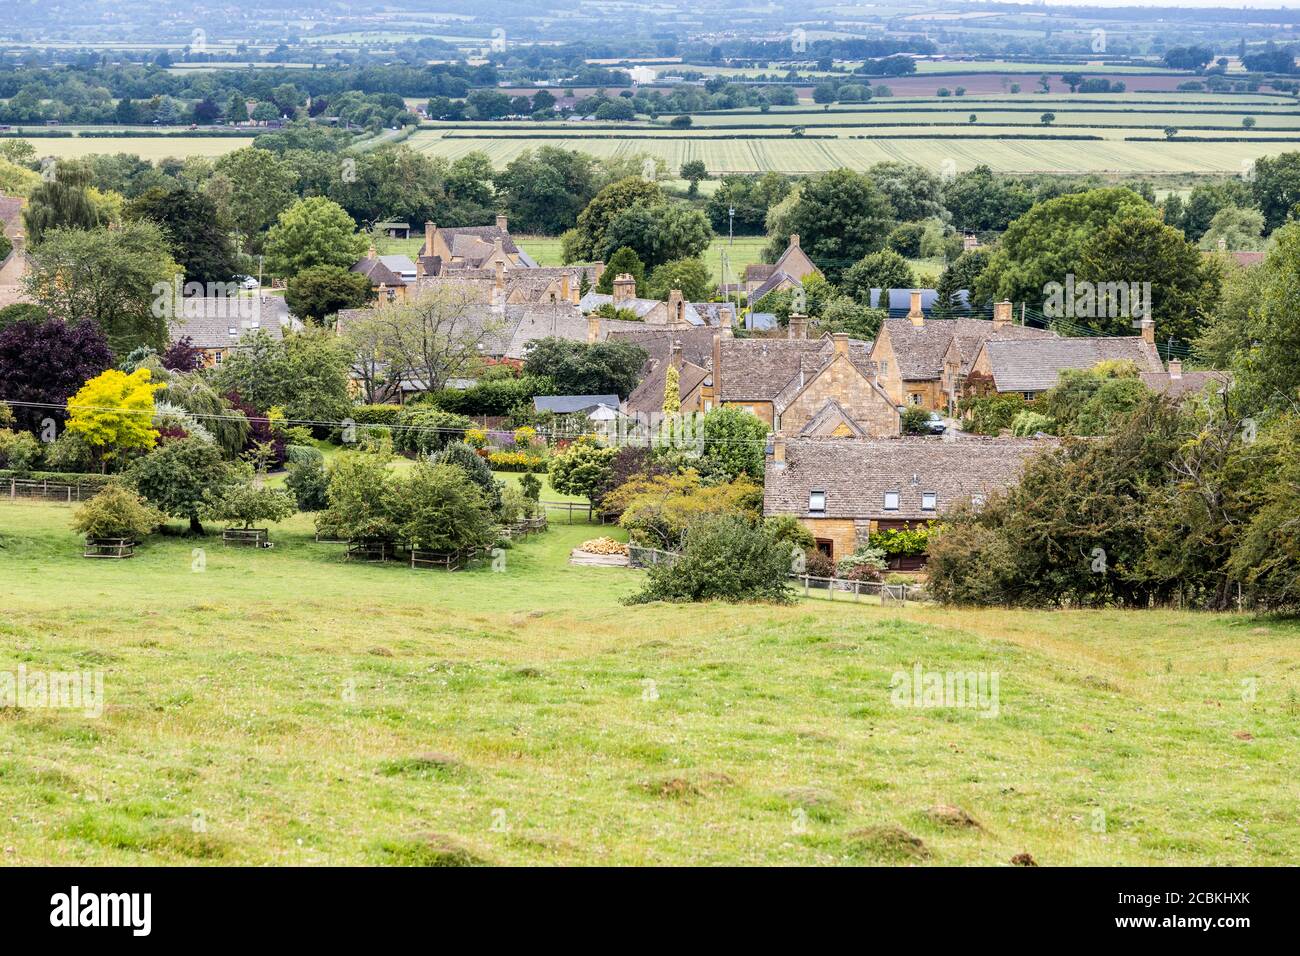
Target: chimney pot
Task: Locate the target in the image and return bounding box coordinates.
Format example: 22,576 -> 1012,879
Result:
613,273 -> 636,304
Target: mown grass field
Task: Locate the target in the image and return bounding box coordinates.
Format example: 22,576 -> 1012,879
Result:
1,497 -> 1297,866
8,135 -> 254,160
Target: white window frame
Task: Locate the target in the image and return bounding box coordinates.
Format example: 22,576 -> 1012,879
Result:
921,492 -> 937,511
808,490 -> 826,513
883,491 -> 900,511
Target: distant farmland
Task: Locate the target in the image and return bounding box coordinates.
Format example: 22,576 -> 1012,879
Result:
408,90 -> 1300,175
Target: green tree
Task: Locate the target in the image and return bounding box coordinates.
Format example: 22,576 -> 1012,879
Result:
521,337 -> 647,397
264,196 -> 367,279
71,483 -> 163,541
285,265 -> 372,323
701,405 -> 770,481
646,257 -> 712,301
680,159 -> 708,196
841,249 -> 915,302
493,146 -> 600,235
594,246 -> 646,295
1250,151 -> 1300,233
1197,207 -> 1265,252
626,515 -> 793,604
209,147 -> 298,253
568,176 -> 662,262
124,185 -> 239,286
24,222 -> 179,355
766,168 -> 894,281
597,202 -> 713,269
548,438 -> 618,500
22,159 -> 101,244
128,436 -> 236,534
395,461 -> 497,554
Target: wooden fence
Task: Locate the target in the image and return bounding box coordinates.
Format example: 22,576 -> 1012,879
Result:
627,544 -> 926,604
5,478 -> 101,503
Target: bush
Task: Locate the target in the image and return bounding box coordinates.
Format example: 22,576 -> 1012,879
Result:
286,457 -> 329,511
836,545 -> 888,580
318,451 -> 401,542
392,405 -> 474,456
868,526 -> 930,556
394,461 -> 497,554
1011,410 -> 1054,436
626,515 -> 793,604
351,404 -> 403,427
206,473 -> 297,529
765,514 -> 815,552
431,441 -> 503,514
610,471 -> 763,549
519,471 -> 541,504
548,438 -> 618,499
71,484 -> 163,541
960,393 -> 1026,435
0,430 -> 44,474
803,548 -> 836,578
900,406 -> 933,435
923,513 -> 1021,606
43,430 -> 95,473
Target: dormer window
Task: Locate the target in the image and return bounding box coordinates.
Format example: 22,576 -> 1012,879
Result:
883,491 -> 900,511
809,490 -> 826,513
922,492 -> 937,511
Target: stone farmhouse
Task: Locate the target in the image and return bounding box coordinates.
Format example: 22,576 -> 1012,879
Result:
763,434 -> 1053,563
167,295 -> 301,368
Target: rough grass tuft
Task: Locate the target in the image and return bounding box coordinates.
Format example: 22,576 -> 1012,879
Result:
376,832 -> 488,867
846,825 -> 930,862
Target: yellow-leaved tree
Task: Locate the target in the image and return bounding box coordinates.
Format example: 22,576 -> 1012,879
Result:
67,368 -> 162,471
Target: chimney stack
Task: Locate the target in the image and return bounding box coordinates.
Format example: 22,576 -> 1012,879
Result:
772,434 -> 786,463
908,290 -> 925,327
1168,358 -> 1183,379
788,313 -> 808,339
992,300 -> 1012,331
832,332 -> 849,357
561,272 -> 571,302
612,273 -> 636,304
424,221 -> 435,258
667,289 -> 685,326
587,314 -> 601,344
719,304 -> 734,337
496,213 -> 508,233
670,339 -> 683,370
712,332 -> 723,405
494,258 -> 504,289
789,233 -> 800,249
1139,316 -> 1155,345
1217,236 -> 1227,252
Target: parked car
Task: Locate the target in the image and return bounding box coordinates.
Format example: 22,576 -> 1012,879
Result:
236,275 -> 260,290
925,412 -> 947,435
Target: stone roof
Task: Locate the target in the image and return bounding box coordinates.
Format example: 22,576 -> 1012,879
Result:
883,316 -> 1057,380
719,336 -> 874,403
578,291 -> 705,325
981,336 -> 1164,393
949,317 -> 1057,374
764,435 -> 1054,521
798,398 -> 871,438
352,256 -> 406,288
1140,369 -> 1231,400
744,263 -> 776,282
611,327 -> 717,414
439,225 -> 521,256
769,338 -> 878,414
749,270 -> 802,302
169,295 -> 298,349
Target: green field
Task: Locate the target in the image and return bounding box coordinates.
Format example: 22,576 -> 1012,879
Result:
1,497 -> 1297,866
9,135 -> 254,160
408,90 -> 1300,175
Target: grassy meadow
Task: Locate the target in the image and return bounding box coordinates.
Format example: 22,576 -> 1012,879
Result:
1,496 -> 1297,866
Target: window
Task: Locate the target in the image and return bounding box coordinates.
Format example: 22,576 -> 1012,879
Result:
883,491 -> 900,511
922,492 -> 937,511
908,393 -> 923,406
880,360 -> 889,375
808,490 -> 826,513
213,350 -> 223,365
815,539 -> 833,558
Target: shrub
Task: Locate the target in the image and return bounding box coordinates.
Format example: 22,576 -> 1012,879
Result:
519,471 -> 542,504
206,472 -> 297,529
0,430 -> 44,474
43,430 -> 95,473
610,471 -> 763,549
765,514 -> 815,552
548,438 -> 617,500
286,456 -> 329,511
127,436 -> 236,535
351,404 -> 403,427
395,461 -> 497,554
283,443 -> 324,467
626,515 -> 793,604
318,451 -> 400,542
804,549 -> 836,578
431,441 -> 503,514
1011,410 -> 1054,436
900,406 -> 933,435
837,544 -> 888,580
71,484 -> 162,541
393,405 -> 474,456
701,406 -> 770,481
923,512 -> 1021,606
960,392 -> 1026,435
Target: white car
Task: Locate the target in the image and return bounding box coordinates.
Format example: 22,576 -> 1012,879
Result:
236,275 -> 260,290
